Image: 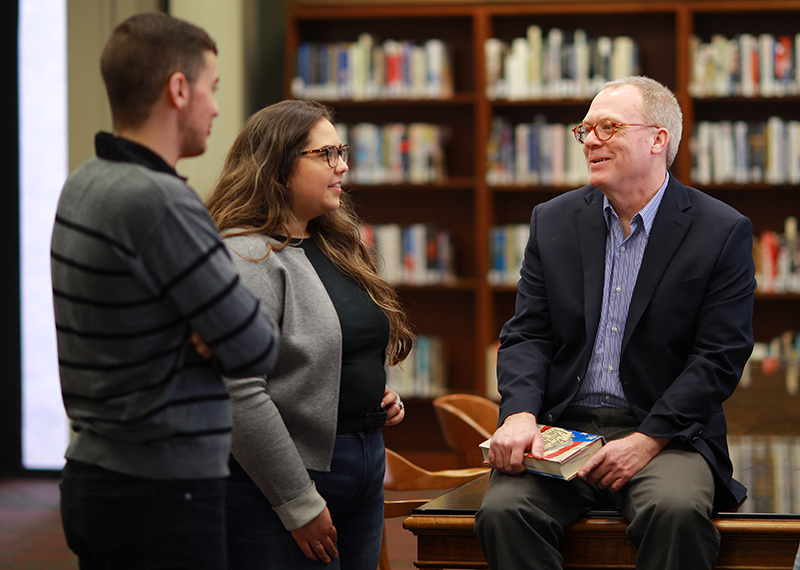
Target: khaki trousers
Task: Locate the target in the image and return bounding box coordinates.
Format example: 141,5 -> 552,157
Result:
474,408 -> 720,570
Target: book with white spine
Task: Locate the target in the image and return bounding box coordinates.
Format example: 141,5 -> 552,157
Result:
527,25 -> 543,99
484,38 -> 505,99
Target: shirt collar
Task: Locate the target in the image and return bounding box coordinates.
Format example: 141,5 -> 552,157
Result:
94,132 -> 185,180
603,173 -> 669,237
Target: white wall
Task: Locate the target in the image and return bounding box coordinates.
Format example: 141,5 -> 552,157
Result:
170,0 -> 247,197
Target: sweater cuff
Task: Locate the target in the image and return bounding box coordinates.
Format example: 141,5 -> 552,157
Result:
272,481 -> 327,531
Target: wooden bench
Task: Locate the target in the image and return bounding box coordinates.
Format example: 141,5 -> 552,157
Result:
403,473 -> 800,569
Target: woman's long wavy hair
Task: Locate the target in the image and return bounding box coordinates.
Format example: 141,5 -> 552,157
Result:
206,99 -> 415,365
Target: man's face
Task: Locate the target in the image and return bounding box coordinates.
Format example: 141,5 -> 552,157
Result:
580,85 -> 656,192
179,50 -> 219,159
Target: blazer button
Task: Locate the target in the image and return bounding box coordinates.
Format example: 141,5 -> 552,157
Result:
544,413 -> 554,424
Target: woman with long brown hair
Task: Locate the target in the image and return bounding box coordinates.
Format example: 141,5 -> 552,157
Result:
206,99 -> 415,570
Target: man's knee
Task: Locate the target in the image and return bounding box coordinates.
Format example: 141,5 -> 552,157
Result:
477,493 -> 563,548
639,494 -> 712,526
475,491 -> 520,539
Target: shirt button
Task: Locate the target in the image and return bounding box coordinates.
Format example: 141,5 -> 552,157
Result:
615,286 -> 622,293
604,395 -> 611,402
620,246 -> 626,252
607,365 -> 613,371
611,326 -> 618,333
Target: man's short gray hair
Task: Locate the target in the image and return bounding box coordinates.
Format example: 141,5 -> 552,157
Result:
604,76 -> 683,169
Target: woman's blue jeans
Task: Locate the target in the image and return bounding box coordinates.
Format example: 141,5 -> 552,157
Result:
226,429 -> 386,569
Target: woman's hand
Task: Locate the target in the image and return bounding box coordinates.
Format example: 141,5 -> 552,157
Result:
382,386 -> 405,426
290,507 -> 338,563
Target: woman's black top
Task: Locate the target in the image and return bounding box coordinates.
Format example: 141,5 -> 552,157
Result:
299,239 -> 390,433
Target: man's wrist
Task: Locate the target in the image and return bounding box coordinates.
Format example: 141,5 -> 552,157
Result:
635,432 -> 671,453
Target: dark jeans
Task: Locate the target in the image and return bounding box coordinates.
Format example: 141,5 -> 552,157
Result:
226,429 -> 386,570
60,460 -> 227,570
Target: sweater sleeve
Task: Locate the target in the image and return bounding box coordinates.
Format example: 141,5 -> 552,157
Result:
223,236 -> 328,531
133,201 -> 280,379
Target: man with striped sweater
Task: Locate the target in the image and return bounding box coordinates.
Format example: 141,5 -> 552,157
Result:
51,13 -> 279,570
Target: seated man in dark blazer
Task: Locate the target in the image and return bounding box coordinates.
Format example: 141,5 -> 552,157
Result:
475,76 -> 755,570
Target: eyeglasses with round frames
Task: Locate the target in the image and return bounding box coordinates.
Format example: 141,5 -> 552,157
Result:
572,120 -> 659,144
299,144 -> 350,168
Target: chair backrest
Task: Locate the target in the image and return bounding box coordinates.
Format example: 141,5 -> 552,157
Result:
380,448 -> 488,570
384,448 -> 488,493
432,394 -> 500,468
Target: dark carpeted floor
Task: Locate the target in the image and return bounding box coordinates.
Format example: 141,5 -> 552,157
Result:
0,477 -> 417,569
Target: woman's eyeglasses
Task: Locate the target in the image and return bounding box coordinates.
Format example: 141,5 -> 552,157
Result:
572,120 -> 659,144
299,144 -> 350,168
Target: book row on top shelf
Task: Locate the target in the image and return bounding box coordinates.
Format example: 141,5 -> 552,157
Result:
286,1 -> 800,107
690,31 -> 800,98
289,23 -> 658,102
291,26 -> 644,102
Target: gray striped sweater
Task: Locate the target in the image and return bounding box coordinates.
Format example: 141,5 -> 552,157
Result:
50,133 -> 279,480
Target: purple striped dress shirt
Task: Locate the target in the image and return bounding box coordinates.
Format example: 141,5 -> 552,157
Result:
571,174 -> 670,409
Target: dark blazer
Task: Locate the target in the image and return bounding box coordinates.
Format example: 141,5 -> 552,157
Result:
497,175 -> 756,511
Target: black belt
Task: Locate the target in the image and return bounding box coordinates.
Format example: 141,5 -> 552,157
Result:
337,406 -> 387,433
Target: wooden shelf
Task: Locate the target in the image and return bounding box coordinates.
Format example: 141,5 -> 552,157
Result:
345,177 -> 476,191
316,94 -> 478,106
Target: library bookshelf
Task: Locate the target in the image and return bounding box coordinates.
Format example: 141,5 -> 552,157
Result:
285,0 -> 800,475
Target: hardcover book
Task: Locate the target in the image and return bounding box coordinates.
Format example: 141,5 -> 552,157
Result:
480,426 -> 605,481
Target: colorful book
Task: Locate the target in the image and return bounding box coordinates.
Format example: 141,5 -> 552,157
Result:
480,426 -> 605,480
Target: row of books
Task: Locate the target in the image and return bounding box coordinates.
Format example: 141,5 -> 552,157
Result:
291,34 -> 453,101
485,27 -> 639,101
690,33 -> 800,98
386,335 -> 447,398
337,122 -> 449,185
396,220 -> 800,293
360,223 -> 456,286
691,118 -> 800,187
488,224 -> 528,285
755,218 -> 800,296
486,116 -> 588,187
290,28 -> 800,101
338,115 -> 800,187
729,435 -> 800,514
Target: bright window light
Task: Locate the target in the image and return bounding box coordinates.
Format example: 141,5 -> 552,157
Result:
19,0 -> 70,469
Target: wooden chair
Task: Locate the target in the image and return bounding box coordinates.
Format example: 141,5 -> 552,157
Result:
378,448 -> 488,570
432,394 -> 500,468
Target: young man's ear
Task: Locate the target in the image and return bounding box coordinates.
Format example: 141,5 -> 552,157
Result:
167,71 -> 191,110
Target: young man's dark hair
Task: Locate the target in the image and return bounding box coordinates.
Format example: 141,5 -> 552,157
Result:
100,12 -> 217,130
